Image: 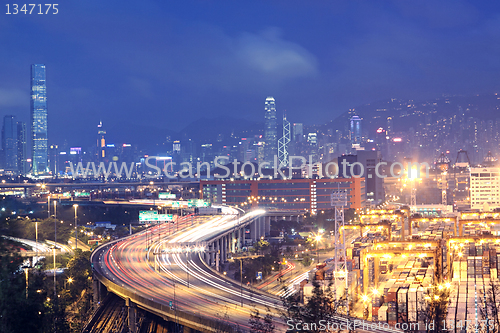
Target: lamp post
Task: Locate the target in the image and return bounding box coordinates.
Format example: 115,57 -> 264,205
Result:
315,234 -> 322,263
73,204 -> 78,250
53,200 -> 57,298
35,220 -> 38,267
240,258 -> 243,307
65,277 -> 73,290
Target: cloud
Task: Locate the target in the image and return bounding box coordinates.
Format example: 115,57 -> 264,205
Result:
69,22 -> 318,95
236,28 -> 318,79
0,88 -> 28,107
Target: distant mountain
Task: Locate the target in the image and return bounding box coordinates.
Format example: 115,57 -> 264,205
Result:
322,93 -> 500,135
176,115 -> 263,143
103,116 -> 263,153
106,121 -> 175,151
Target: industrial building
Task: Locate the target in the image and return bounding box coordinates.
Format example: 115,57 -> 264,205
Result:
200,177 -> 366,213
470,167 -> 500,211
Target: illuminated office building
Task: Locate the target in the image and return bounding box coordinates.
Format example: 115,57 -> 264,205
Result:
264,97 -> 277,166
2,115 -> 17,173
30,64 -> 48,175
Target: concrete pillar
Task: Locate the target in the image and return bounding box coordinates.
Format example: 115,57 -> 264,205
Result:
220,238 -> 225,264
251,221 -> 257,242
221,237 -> 225,263
255,219 -> 260,240
231,232 -> 236,253
209,244 -> 214,266
223,236 -> 227,262
215,241 -> 219,267
205,247 -> 210,264
238,228 -> 242,251
126,298 -> 136,333
92,277 -> 100,307
265,216 -> 271,235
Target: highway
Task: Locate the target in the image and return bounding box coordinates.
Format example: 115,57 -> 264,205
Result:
92,208 -> 403,333
93,207 -> 287,332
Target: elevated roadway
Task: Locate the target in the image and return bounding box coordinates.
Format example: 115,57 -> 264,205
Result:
92,207 -> 402,333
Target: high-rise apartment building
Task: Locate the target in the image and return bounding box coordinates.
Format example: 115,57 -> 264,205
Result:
31,64 -> 48,175
293,123 -> 303,142
17,122 -> 27,175
350,115 -> 362,149
49,144 -> 59,176
264,97 -> 277,165
470,167 -> 500,211
2,116 -> 17,172
97,121 -> 106,161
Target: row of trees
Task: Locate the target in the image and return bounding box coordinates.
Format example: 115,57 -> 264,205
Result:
0,236 -> 93,333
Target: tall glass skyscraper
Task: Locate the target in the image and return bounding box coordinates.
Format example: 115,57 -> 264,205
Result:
17,122 -> 27,175
2,115 -> 18,173
31,64 -> 48,176
264,96 -> 277,165
350,115 -> 362,148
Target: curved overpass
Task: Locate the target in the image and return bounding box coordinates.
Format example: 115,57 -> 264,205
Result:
91,206 -> 403,333
91,207 -> 284,332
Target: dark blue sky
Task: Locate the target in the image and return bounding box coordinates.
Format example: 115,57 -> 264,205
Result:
2,0 -> 500,147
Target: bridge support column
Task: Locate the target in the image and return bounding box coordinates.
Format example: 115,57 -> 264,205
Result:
254,219 -> 260,242
231,232 -> 236,253
210,243 -> 215,266
224,235 -> 228,261
221,237 -> 226,264
205,245 -> 210,264
215,240 -> 220,270
126,298 -> 137,333
92,276 -> 102,308
237,227 -> 242,251
251,221 -> 257,242
265,216 -> 271,236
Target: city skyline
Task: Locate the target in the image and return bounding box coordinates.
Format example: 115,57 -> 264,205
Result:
3,1 -> 500,147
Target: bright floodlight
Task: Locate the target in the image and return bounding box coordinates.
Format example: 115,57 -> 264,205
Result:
315,235 -> 322,242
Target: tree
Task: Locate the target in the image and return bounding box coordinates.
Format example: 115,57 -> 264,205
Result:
418,285 -> 449,333
0,237 -> 66,333
249,307 -> 275,333
64,249 -> 93,332
478,280 -> 500,333
282,279 -> 353,333
252,240 -> 270,254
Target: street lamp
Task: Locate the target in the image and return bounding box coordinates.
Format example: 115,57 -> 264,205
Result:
35,219 -> 39,266
65,277 -> 73,289
73,204 -> 78,250
53,199 -> 57,299
314,234 -> 322,263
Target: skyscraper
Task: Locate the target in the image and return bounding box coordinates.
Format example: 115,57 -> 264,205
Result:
97,121 -> 106,161
350,115 -> 362,149
31,64 -> 48,175
17,122 -> 27,175
293,123 -> 303,142
2,116 -> 17,173
264,97 -> 277,165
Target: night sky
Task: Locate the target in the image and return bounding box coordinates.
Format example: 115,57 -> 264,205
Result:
2,0 -> 500,147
